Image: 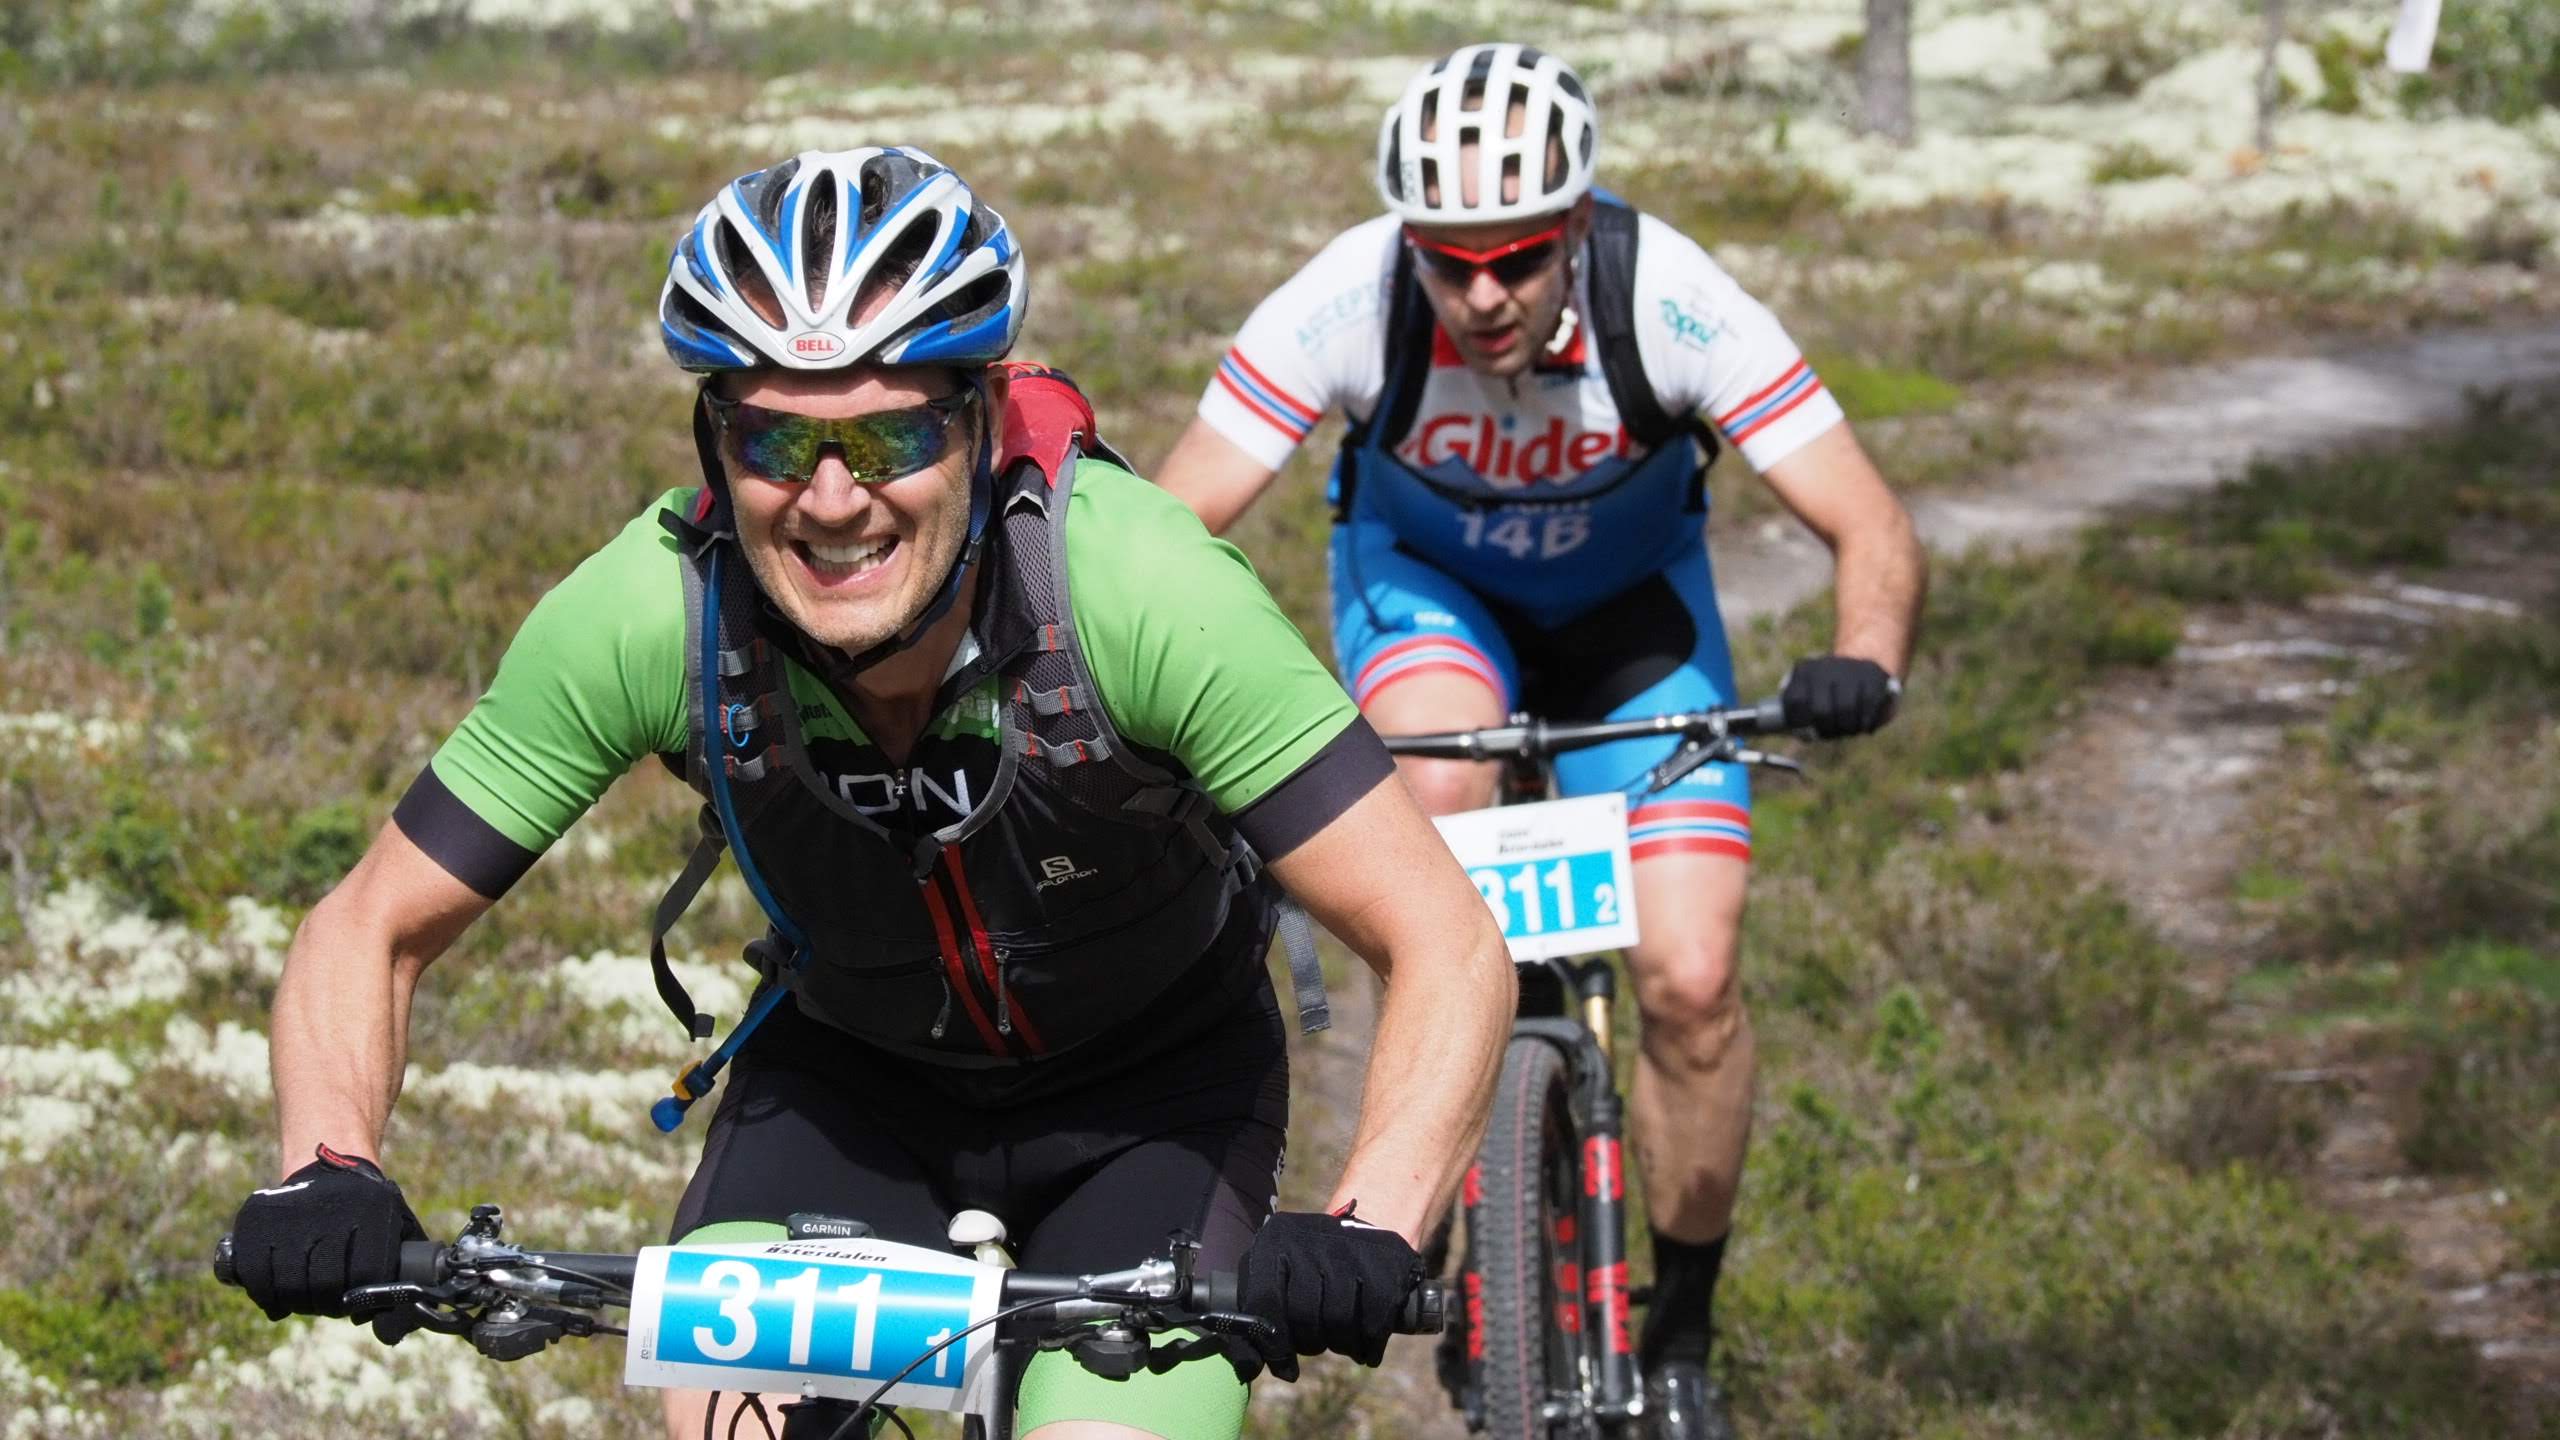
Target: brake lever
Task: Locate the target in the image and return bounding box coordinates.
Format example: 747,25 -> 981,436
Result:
346,1292 -> 476,1337
1733,747 -> 1805,776
1642,737 -> 1736,793
344,1282 -> 453,1316
1178,1309 -> 1275,1339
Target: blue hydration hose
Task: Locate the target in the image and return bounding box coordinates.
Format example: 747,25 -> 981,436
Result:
652,545 -> 811,1133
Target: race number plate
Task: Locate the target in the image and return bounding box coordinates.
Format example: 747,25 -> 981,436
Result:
1432,794 -> 1639,960
626,1237 -> 1002,1411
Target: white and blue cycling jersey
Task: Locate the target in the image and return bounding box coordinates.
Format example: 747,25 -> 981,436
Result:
1195,209 -> 1848,855
1197,211 -> 1843,617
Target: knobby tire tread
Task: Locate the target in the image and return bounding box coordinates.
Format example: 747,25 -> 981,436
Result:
1468,1037 -> 1579,1440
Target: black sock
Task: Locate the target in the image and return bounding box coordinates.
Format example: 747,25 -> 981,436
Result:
1638,1231 -> 1728,1371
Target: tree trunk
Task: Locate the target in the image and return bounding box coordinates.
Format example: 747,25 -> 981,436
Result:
1858,0 -> 1915,146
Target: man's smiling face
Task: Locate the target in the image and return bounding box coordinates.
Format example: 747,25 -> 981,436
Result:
722,365 -> 985,654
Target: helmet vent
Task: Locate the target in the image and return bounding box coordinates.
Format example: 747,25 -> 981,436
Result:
855,208 -> 938,324
859,166 -> 890,228
803,182 -> 837,311
717,218 -> 785,328
927,270 -> 1008,328
668,288 -> 726,344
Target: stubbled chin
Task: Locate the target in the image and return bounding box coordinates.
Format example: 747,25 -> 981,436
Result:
743,546 -> 902,652
785,593 -> 904,653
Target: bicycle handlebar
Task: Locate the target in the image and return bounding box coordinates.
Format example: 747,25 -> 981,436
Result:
214,1231 -> 1444,1335
1378,697 -> 1789,762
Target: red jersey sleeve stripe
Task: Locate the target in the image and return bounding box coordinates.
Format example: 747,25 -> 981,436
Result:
1632,835 -> 1753,862
1724,377 -> 1825,447
1224,351 -> 1321,427
1630,801 -> 1752,828
1215,369 -> 1314,442
1713,358 -> 1811,428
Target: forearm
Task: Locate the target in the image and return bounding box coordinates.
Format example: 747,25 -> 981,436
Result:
1828,504 -> 1926,677
1327,933 -> 1515,1244
270,890 -> 421,1178
266,824 -> 491,1180
1759,423 -> 1928,677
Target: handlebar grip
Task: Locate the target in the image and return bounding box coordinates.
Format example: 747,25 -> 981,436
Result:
400,1240 -> 446,1285
1400,1281 -> 1447,1334
1189,1268 -> 1240,1315
210,1235 -> 445,1289
1183,1272 -> 1444,1332
1749,695 -> 1788,735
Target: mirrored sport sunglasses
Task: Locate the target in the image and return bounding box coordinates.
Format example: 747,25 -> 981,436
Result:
1403,219 -> 1572,288
708,388 -> 977,485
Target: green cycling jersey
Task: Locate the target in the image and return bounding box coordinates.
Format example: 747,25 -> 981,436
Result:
411,457 -> 1364,886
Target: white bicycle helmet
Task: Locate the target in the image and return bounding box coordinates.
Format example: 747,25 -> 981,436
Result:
659,146 -> 1024,373
1376,43 -> 1598,225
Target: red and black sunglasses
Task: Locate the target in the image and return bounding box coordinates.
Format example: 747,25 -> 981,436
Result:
1403,219 -> 1572,288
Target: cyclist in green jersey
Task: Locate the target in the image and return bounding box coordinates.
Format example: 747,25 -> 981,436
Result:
225,147 -> 1515,1440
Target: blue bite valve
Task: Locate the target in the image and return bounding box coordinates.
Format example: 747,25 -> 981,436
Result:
651,1094 -> 694,1133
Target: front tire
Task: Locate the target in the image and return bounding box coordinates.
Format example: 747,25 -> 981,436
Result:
1465,1037 -> 1585,1438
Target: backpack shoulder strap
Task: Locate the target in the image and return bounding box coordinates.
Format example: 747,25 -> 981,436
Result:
1584,197 -> 1720,509
1335,239 -> 1436,521
990,453 -> 1236,868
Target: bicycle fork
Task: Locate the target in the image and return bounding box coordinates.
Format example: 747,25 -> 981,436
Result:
1520,958 -> 1642,1429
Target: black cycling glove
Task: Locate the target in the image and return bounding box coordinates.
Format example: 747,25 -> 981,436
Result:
1235,1208 -> 1425,1383
1781,655 -> 1901,738
229,1145 -> 426,1335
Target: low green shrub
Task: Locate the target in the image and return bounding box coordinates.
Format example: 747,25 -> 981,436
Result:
261,801 -> 370,906
2313,29 -> 2374,115
1814,357 -> 1963,421
2088,142 -> 2180,185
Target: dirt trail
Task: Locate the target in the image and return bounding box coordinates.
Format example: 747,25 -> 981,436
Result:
1712,322 -> 2560,624
1284,323 -> 2560,1433
2026,524 -> 2560,1416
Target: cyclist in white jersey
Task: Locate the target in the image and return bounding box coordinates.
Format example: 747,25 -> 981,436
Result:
1156,42 -> 1927,1433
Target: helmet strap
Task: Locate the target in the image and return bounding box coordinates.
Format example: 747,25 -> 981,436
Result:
688,380 -> 739,539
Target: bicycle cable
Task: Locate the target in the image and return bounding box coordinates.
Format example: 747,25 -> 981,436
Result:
502,1258 -> 634,1302
820,1292 -> 1150,1440
715,1391 -> 775,1440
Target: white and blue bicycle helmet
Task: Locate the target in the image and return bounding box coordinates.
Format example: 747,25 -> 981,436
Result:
1377,43 -> 1598,225
659,146 -> 1025,373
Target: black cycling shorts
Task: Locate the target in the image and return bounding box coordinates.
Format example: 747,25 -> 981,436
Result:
670,975 -> 1290,1275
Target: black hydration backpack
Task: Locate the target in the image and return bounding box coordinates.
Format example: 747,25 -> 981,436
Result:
637,368 -> 1326,1129
1334,193 -> 1721,521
